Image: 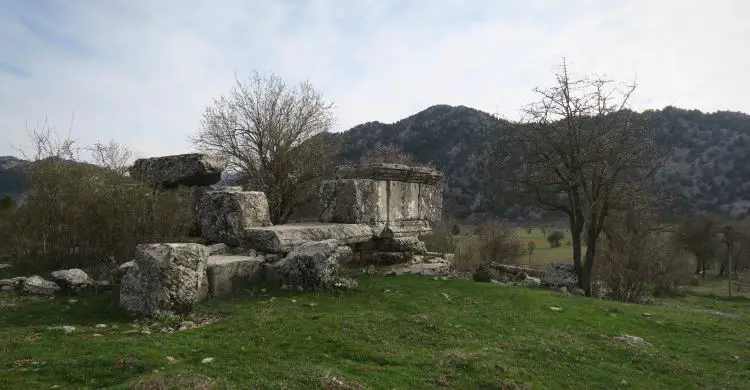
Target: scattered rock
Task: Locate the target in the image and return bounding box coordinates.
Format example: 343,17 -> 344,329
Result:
541,263 -> 579,291
178,321 -> 196,331
94,324 -> 108,329
0,263 -> 11,270
614,334 -> 651,347
642,313 -> 652,317
21,276 -> 60,296
549,306 -> 563,312
50,268 -> 92,294
376,236 -> 427,254
520,276 -> 541,287
473,262 -> 531,283
47,325 -> 76,334
67,299 -> 78,304
0,277 -> 26,292
387,256 -> 453,277
489,279 -> 507,286
201,357 -> 214,364
92,333 -> 103,337
166,356 -> 177,364
119,243 -> 210,317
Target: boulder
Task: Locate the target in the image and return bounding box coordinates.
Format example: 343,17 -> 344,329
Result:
199,189 -> 272,246
336,245 -> 354,265
208,243 -> 230,255
205,255 -> 264,298
119,243 -> 210,317
20,275 -> 60,295
266,239 -> 352,291
50,268 -> 92,293
520,275 -> 542,287
0,277 -> 25,292
376,236 -> 427,254
128,153 -> 227,188
541,263 -> 579,290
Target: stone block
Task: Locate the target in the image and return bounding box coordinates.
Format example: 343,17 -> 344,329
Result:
129,153 -> 227,188
199,188 -> 272,246
206,255 -> 264,298
244,223 -> 374,254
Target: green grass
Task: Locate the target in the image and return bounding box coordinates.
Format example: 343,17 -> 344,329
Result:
2,276 -> 749,389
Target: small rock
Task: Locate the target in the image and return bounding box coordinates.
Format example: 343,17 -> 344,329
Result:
642,313 -> 652,317
614,334 -> 651,347
92,333 -> 103,337
122,329 -> 139,334
50,268 -> 93,293
559,286 -> 569,294
166,356 -> 177,364
549,306 -> 563,312
68,299 -> 78,304
490,279 -> 507,286
94,324 -> 108,329
177,321 -> 196,331
520,276 -> 542,287
201,357 -> 214,364
47,325 -> 76,334
139,326 -> 151,335
50,386 -> 60,389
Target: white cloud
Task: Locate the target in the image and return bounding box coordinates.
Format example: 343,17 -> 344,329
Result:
1,0 -> 748,159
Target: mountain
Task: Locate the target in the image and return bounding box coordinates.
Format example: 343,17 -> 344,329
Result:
331,105 -> 750,221
3,105 -> 750,221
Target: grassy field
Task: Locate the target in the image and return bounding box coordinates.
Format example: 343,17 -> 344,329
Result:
1,276 -> 749,389
452,227 -> 579,270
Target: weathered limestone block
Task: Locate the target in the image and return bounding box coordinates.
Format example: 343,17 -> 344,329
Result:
119,243 -> 210,317
387,254 -> 454,277
364,251 -> 412,265
376,236 -> 427,254
206,255 -> 264,298
50,268 -> 92,294
129,153 -> 227,188
336,245 -> 354,265
266,239 -> 354,291
0,277 -> 26,292
199,188 -> 272,246
319,164 -> 444,225
113,261 -> 135,284
244,223 -> 374,254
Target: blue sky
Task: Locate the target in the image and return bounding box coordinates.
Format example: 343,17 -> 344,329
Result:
1,0 -> 748,159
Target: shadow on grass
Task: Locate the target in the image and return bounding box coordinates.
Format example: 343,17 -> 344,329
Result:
0,291 -> 132,327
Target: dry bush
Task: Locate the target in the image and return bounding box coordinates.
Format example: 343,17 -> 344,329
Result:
426,222 -> 524,270
4,160 -> 194,278
423,218 -> 457,254
360,143 -> 416,165
595,210 -> 692,302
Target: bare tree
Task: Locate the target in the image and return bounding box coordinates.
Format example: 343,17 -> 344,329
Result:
360,143 -> 416,165
191,71 -> 338,224
674,214 -> 722,277
484,59 -> 670,296
12,116 -> 79,162
87,140 -> 137,175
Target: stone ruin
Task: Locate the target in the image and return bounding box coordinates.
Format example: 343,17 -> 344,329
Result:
115,153 -> 453,317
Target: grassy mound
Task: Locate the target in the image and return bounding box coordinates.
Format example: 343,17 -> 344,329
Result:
1,276 -> 748,389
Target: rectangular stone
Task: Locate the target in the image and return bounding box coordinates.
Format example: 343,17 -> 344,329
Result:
318,179 -> 387,223
199,189 -> 272,246
129,153 -> 227,188
206,255 -> 264,298
244,223 -> 375,254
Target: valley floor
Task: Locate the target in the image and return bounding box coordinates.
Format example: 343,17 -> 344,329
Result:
1,276 -> 748,389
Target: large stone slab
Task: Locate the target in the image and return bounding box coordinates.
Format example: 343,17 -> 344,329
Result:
119,243 -> 210,317
129,153 -> 227,188
244,223 -> 375,254
199,188 -> 272,246
206,255 -> 264,298
333,163 -> 443,184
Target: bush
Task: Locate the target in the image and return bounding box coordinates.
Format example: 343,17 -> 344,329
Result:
451,223 -> 461,236
423,219 -> 457,254
455,222 -> 523,270
1,161 -> 194,278
595,210 -> 692,302
547,231 -> 564,248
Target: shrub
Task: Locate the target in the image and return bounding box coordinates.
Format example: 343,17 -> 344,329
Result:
454,222 -> 523,270
451,223 -> 461,236
3,161 -> 194,278
595,210 -> 692,302
423,219 -> 457,254
547,231 -> 564,248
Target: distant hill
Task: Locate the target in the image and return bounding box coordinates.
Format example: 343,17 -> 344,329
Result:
3,105 -> 750,221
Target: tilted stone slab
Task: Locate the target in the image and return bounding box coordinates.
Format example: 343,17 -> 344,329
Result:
206,255 -> 264,298
244,223 -> 375,254
129,153 -> 227,188
199,189 -> 272,246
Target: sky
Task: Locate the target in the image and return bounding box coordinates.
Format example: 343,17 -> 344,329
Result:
1,0 -> 748,160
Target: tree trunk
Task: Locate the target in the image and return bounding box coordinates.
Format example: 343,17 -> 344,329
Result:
569,214 -> 585,291
582,226 -> 598,297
